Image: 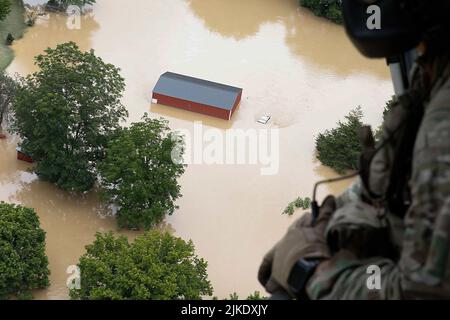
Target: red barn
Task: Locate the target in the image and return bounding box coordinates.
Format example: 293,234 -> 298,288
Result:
152,72 -> 243,120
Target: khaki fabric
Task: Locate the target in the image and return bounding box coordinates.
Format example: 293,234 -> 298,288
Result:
258,197 -> 336,296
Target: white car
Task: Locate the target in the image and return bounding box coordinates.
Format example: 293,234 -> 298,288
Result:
257,115 -> 271,124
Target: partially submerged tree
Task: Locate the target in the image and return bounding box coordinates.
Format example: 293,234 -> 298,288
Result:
282,196 -> 311,215
11,42 -> 128,192
315,107 -> 364,174
0,0 -> 11,21
46,0 -> 96,11
374,97 -> 398,141
226,291 -> 267,300
70,231 -> 213,300
0,72 -> 17,133
300,0 -> 343,24
0,202 -> 50,299
99,115 -> 185,230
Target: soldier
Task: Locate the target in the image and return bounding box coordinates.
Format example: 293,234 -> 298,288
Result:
258,0 -> 450,299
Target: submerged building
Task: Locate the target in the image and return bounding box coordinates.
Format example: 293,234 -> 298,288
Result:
16,147 -> 34,163
152,72 -> 243,120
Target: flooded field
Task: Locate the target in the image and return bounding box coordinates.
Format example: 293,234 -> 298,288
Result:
1,0 -> 393,299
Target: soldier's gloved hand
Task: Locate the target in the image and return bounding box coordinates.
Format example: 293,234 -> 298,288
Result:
258,196 -> 336,297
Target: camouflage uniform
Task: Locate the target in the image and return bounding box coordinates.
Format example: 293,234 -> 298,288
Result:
307,58 -> 450,299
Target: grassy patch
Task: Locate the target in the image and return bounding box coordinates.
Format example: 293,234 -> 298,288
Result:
0,0 -> 26,71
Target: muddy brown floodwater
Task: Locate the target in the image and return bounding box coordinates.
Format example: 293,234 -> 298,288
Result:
1,0 -> 393,299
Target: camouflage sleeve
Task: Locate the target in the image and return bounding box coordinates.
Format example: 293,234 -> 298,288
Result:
307,82 -> 450,300
306,250 -> 402,299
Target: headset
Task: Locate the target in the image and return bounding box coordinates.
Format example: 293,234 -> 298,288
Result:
342,0 -> 450,58
311,0 -> 450,223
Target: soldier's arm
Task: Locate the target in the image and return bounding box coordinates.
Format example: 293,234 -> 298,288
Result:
306,250 -> 402,299
307,95 -> 450,300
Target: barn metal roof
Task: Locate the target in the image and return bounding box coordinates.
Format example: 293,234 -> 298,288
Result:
153,72 -> 242,111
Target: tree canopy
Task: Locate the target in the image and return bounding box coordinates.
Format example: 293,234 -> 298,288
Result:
226,291 -> 266,300
374,97 -> 397,141
70,231 -> 213,300
0,72 -> 17,131
300,0 -> 343,24
99,115 -> 185,230
11,42 -> 128,192
0,0 -> 11,21
283,196 -> 311,215
47,0 -> 96,10
0,202 -> 50,299
315,107 -> 364,174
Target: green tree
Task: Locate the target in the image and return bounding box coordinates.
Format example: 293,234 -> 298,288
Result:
299,0 -> 343,24
0,72 -> 17,132
226,291 -> 267,300
11,42 -> 128,192
282,196 -> 311,215
70,231 -> 213,300
374,97 -> 398,141
246,291 -> 266,300
227,292 -> 240,300
47,0 -> 96,10
99,115 -> 185,230
0,202 -> 50,299
315,107 -> 364,174
0,0 -> 11,21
